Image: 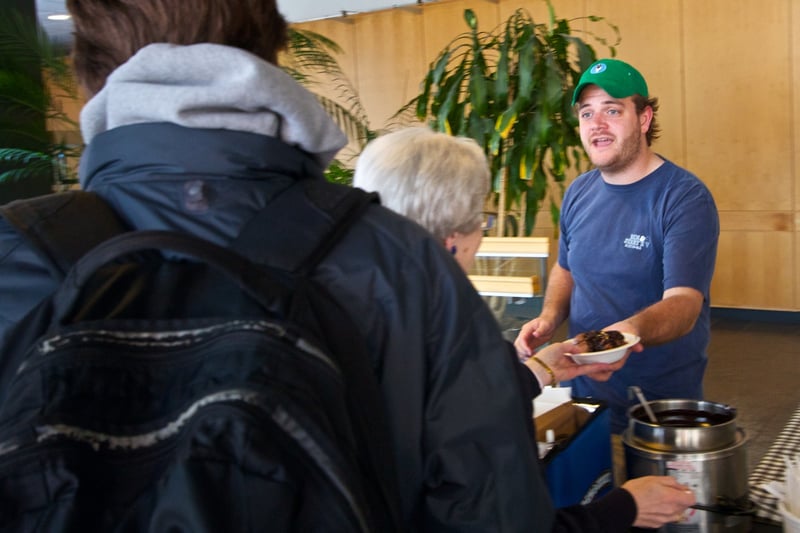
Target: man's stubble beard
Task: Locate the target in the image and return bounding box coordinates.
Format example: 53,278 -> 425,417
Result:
588,129 -> 645,176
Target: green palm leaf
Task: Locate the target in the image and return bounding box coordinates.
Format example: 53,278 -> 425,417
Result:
283,28 -> 373,157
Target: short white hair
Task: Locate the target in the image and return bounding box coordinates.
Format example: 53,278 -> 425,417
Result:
353,127 -> 490,241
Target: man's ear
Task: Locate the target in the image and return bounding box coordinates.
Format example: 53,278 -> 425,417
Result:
640,105 -> 654,133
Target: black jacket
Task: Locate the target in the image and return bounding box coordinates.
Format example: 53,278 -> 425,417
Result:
0,123 -> 635,531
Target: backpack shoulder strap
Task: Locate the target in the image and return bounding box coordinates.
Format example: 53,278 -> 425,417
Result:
0,190 -> 129,279
233,181 -> 405,530
232,179 -> 379,274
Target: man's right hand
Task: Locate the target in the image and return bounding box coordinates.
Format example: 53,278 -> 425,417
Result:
513,317 -> 557,357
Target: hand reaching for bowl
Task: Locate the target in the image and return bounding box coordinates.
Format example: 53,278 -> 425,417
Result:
514,316 -> 558,357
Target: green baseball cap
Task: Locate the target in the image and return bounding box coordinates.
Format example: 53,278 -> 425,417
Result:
571,59 -> 649,106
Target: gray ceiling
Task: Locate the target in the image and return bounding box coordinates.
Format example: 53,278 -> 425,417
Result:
35,0 -> 71,45
35,0 -> 418,47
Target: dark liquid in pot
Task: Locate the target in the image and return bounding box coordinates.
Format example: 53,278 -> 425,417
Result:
636,408 -> 733,427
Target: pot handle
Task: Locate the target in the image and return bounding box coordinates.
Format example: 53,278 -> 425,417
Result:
691,497 -> 755,516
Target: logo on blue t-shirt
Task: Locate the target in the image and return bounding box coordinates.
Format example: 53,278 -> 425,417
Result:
624,234 -> 650,250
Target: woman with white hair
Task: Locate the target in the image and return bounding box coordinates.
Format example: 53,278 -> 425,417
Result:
354,126 -> 488,272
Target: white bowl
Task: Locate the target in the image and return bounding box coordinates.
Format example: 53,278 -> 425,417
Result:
567,332 -> 640,365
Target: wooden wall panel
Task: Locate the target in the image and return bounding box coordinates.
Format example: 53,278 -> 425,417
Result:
292,17 -> 365,162
719,212 -> 793,233
504,0 -> 584,26
796,220 -> 800,309
421,0 -> 500,66
683,0 -> 792,212
712,231 -> 794,310
682,0 -> 794,311
292,18 -> 359,88
351,9 -> 427,129
794,1 -> 800,310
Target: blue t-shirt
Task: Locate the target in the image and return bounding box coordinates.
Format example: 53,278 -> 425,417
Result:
559,158 -> 719,433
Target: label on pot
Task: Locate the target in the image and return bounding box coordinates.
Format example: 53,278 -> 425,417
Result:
667,460 -> 702,528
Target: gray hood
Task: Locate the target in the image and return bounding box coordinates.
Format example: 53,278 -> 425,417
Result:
80,43 -> 347,167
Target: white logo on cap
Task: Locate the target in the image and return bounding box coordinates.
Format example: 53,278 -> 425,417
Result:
590,63 -> 607,74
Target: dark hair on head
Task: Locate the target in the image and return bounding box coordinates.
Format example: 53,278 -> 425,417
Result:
632,94 -> 661,146
67,0 -> 289,96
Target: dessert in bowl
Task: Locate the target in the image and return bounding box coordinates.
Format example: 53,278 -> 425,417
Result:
567,330 -> 640,364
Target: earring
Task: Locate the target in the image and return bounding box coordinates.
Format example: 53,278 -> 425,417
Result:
450,245 -> 457,255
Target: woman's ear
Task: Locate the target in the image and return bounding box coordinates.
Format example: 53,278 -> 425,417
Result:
444,234 -> 457,255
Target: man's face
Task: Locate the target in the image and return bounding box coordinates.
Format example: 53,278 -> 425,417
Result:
576,85 -> 650,175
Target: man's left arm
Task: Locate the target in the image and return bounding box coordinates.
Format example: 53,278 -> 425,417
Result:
605,286 -> 703,346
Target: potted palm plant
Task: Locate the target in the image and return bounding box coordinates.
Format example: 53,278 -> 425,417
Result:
397,2 -> 618,236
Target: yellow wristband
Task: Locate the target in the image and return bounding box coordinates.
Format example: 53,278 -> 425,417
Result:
532,356 -> 557,387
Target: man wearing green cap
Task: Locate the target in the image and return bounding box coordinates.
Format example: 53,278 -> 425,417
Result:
515,59 -> 720,437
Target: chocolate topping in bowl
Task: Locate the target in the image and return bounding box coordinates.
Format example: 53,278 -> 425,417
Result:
575,330 -> 626,352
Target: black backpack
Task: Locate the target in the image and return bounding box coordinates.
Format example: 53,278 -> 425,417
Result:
0,182 -> 404,532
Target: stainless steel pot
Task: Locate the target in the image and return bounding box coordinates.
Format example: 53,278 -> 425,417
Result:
624,399 -> 751,533
627,399 -> 738,452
